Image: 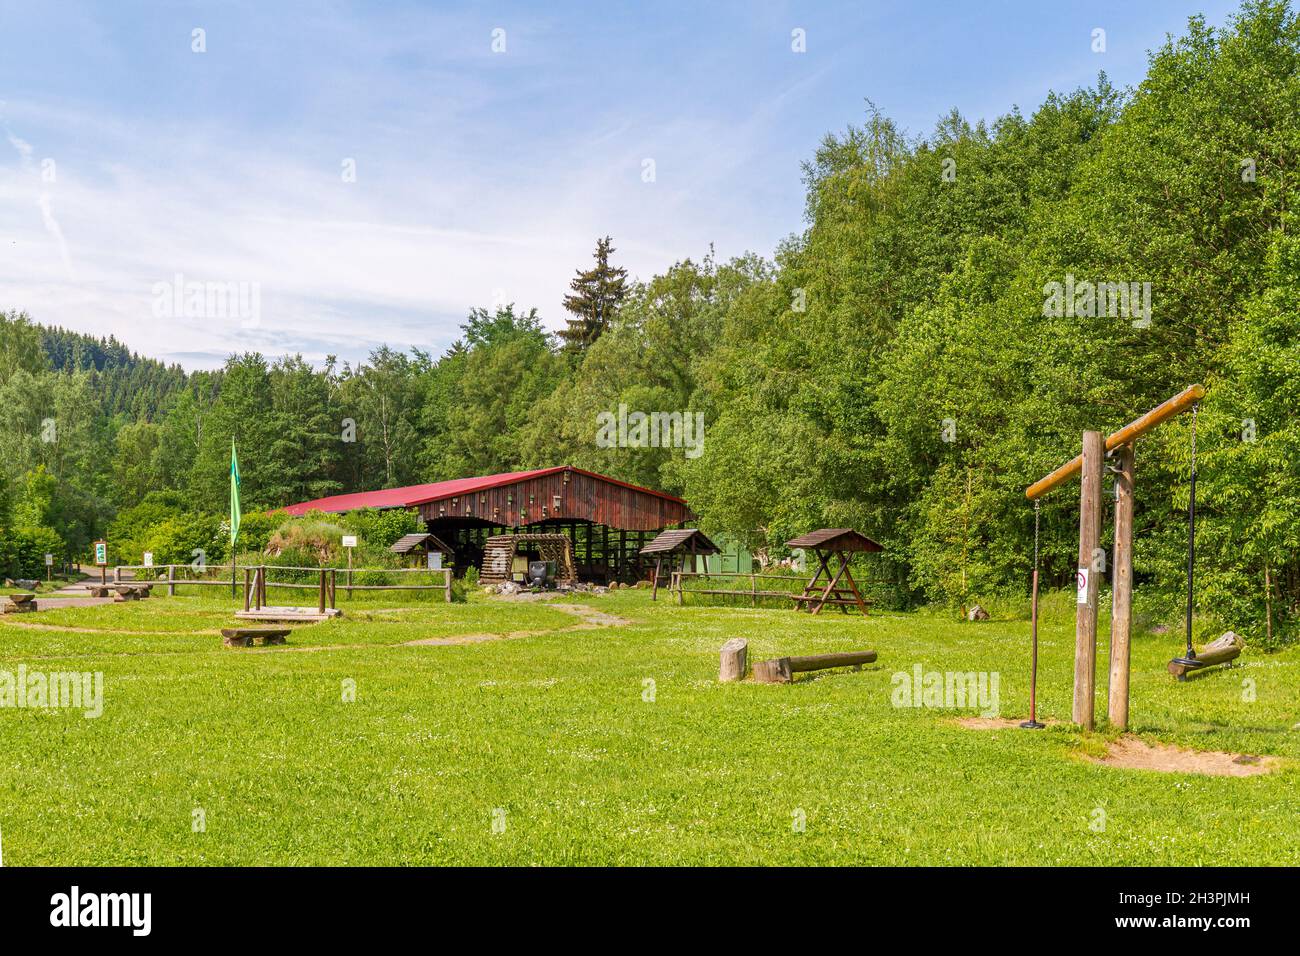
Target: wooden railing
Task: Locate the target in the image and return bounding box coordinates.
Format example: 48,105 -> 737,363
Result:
669,570 -> 805,607
114,564 -> 454,603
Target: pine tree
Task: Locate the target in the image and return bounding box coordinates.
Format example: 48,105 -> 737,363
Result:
558,236 -> 628,353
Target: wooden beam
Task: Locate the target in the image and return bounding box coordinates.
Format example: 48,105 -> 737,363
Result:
1026,385 -> 1204,500
1108,443 -> 1135,730
1073,430 -> 1104,729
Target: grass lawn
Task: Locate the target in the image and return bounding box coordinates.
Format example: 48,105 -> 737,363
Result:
1,586 -> 1296,866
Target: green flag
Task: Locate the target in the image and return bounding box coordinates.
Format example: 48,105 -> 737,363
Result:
230,440 -> 241,550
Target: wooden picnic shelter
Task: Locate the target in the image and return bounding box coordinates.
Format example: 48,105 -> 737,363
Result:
785,529 -> 882,615
640,529 -> 720,600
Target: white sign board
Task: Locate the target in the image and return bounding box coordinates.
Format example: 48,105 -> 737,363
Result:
143,552 -> 154,568
1076,567 -> 1090,605
341,535 -> 358,549
427,551 -> 442,570
44,553 -> 54,567
94,541 -> 107,566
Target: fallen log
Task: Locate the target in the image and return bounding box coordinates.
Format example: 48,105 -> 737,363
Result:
752,649 -> 878,684
1168,631 -> 1244,678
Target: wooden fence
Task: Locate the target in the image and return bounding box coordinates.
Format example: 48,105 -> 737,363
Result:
113,564 -> 454,603
669,570 -> 806,607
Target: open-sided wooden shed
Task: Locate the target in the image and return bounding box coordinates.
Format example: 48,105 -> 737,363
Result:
282,466 -> 693,583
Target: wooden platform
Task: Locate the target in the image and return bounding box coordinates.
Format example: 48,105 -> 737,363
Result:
234,606 -> 342,623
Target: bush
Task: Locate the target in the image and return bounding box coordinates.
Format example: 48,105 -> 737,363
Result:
266,516 -> 348,563
235,511 -> 277,553
141,514 -> 227,567
338,508 -> 422,549
2,526 -> 65,579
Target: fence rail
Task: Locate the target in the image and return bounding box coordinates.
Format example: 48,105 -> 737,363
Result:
670,570 -> 805,607
113,564 -> 454,602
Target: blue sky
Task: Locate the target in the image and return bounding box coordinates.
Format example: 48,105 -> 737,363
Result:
0,0 -> 1243,369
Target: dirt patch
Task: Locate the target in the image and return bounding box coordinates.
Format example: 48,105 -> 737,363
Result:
401,603 -> 630,647
403,631 -> 535,647
547,604 -> 631,628
1091,738 -> 1278,777
955,716 -> 1060,730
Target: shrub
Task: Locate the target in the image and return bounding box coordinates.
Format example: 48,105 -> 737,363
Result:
141,514 -> 227,567
338,508 -> 422,549
2,526 -> 65,578
266,516 -> 348,563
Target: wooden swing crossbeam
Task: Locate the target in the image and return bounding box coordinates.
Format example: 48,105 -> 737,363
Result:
1025,385 -> 1205,500
1023,384 -> 1204,732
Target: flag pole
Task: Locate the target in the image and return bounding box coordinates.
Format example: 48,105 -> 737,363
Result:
230,440 -> 241,599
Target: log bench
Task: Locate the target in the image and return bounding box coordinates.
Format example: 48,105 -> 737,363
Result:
752,649 -> 878,683
222,627 -> 291,648
2,593 -> 37,614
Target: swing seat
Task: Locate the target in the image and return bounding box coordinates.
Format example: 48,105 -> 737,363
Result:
1167,632 -> 1243,680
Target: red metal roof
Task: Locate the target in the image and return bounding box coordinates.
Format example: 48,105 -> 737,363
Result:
279,466 -> 687,516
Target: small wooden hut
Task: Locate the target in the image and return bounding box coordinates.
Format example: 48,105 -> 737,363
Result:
640,529 -> 721,600
389,532 -> 453,569
785,529 -> 882,615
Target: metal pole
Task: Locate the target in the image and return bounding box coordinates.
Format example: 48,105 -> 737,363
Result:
1021,500 -> 1044,729
1184,405 -> 1198,661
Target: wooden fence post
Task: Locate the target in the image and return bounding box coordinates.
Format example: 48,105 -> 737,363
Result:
1073,430 -> 1104,730
444,569 -> 453,603
318,570 -> 326,614
243,568 -> 251,612
167,564 -> 176,597
1108,443 -> 1135,731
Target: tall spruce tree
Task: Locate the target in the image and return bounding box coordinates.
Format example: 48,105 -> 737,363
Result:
558,236 -> 628,353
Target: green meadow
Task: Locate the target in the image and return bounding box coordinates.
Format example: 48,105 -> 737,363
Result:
1,588 -> 1296,866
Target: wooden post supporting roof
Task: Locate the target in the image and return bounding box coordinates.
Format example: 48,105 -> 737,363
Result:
1026,385 -> 1204,500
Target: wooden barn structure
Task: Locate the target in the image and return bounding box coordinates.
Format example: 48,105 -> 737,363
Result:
282,466 -> 693,583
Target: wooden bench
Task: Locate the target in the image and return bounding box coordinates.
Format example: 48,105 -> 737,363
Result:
2,593 -> 37,614
111,583 -> 153,602
221,627 -> 291,648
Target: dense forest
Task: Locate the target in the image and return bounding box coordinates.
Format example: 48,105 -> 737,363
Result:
3,1 -> 1298,643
